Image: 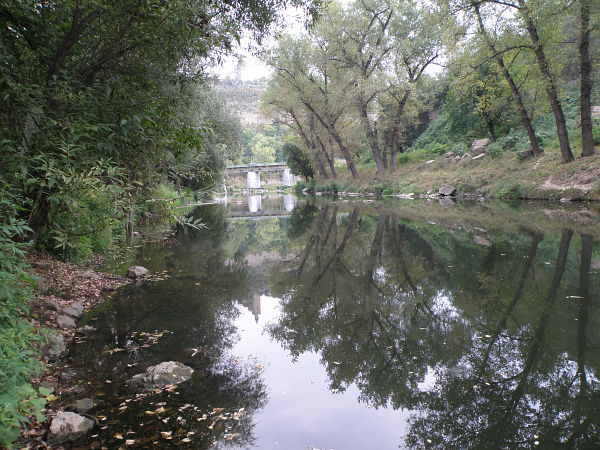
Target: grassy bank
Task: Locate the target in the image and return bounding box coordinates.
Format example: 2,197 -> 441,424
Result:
302,146 -> 600,201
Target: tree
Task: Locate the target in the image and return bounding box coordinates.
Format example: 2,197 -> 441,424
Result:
283,142 -> 315,180
579,0 -> 595,157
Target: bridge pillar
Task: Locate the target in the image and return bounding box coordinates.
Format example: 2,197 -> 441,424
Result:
247,171 -> 261,189
281,168 -> 295,186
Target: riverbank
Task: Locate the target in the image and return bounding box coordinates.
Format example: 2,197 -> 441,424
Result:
18,253 -> 132,448
305,149 -> 600,201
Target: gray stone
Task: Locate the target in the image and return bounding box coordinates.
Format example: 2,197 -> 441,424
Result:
518,149 -> 534,160
129,361 -> 194,390
61,306 -> 82,318
81,325 -> 97,333
591,259 -> 600,270
57,315 -> 76,329
39,381 -> 57,393
49,411 -> 94,443
36,276 -> 50,293
32,261 -> 51,269
70,301 -> 84,315
592,106 -> 600,119
444,151 -> 455,158
461,153 -> 470,160
474,235 -> 492,247
59,369 -> 78,382
127,265 -> 149,279
471,138 -> 490,155
43,299 -> 61,311
438,197 -> 456,207
439,184 -> 457,197
472,153 -> 485,160
43,331 -> 66,360
76,270 -> 100,280
67,398 -> 95,413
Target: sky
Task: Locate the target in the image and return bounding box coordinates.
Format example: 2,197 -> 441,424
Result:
210,6 -> 309,81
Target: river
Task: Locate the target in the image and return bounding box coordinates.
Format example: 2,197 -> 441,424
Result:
68,194 -> 600,449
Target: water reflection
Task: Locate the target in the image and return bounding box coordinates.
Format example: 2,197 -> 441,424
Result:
69,196 -> 600,449
269,202 -> 600,448
247,194 -> 262,213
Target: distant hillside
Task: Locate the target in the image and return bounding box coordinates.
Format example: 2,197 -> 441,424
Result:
217,78 -> 269,126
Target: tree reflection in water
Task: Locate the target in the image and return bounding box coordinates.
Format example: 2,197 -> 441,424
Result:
269,203 -> 600,449
69,205 -> 268,449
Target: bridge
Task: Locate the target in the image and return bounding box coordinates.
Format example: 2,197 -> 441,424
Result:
225,163 -> 296,189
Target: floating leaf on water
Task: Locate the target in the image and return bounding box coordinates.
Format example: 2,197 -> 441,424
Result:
125,439 -> 136,445
114,432 -> 124,439
161,431 -> 173,439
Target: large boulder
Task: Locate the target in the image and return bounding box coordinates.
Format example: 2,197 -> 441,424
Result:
127,265 -> 149,278
57,315 -> 77,329
129,361 -> 194,390
471,138 -> 490,156
49,411 -> 94,443
438,184 -> 457,197
43,330 -> 66,361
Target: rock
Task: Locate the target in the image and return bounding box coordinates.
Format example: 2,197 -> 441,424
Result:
67,398 -> 95,413
425,159 -> 435,164
43,331 -> 66,360
101,284 -> 117,292
36,276 -> 50,293
57,315 -> 77,329
76,270 -> 100,280
461,153 -> 470,160
43,299 -> 61,311
518,149 -> 534,160
59,369 -> 78,382
471,138 -> 490,155
439,184 -> 457,197
61,306 -> 82,318
49,411 -> 94,443
592,259 -> 600,270
32,261 -> 51,269
127,266 -> 149,279
592,106 -> 600,119
472,153 -> 485,160
129,361 -> 194,390
39,381 -> 57,393
81,325 -> 97,333
438,197 -> 455,207
474,235 -> 492,247
444,151 -> 455,158
560,197 -> 570,203
70,301 -> 84,315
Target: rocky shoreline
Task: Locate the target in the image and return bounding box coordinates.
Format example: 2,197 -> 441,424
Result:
21,254 -> 135,448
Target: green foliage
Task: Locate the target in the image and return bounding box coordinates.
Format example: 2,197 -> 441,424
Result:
493,182 -> 524,199
0,188 -> 45,445
487,142 -> 504,159
283,143 -> 314,180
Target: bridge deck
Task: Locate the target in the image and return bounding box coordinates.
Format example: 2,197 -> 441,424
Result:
226,163 -> 289,174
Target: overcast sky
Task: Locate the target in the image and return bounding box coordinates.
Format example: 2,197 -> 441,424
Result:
211,6 -> 309,81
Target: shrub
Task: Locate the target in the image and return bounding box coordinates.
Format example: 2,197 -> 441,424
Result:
0,187 -> 46,445
487,142 -> 504,158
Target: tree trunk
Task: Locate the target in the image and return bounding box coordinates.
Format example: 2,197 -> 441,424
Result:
358,99 -> 385,175
519,2 -> 573,162
474,4 -> 542,155
579,0 -> 594,157
302,101 -> 358,177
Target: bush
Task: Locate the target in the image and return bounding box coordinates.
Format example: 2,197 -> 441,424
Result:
0,187 -> 46,445
487,142 -> 504,158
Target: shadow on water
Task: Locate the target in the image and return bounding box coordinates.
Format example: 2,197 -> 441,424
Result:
67,196 -> 600,448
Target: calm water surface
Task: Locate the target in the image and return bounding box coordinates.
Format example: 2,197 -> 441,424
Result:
68,195 -> 600,449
